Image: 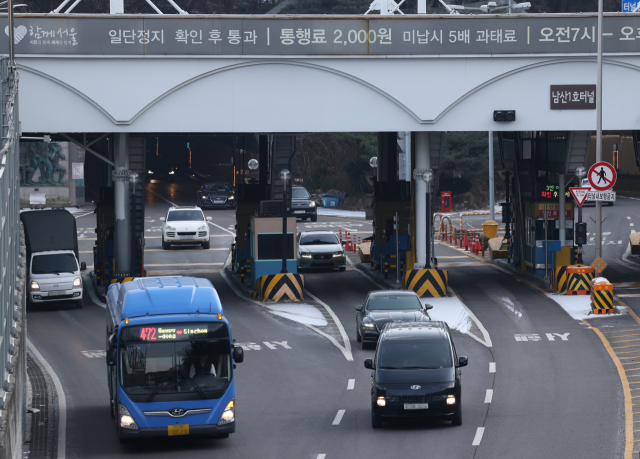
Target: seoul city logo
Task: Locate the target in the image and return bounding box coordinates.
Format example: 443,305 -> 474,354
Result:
4,25 -> 27,44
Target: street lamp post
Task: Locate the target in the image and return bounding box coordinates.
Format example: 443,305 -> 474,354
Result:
575,166 -> 586,264
280,169 -> 290,274
129,172 -> 139,276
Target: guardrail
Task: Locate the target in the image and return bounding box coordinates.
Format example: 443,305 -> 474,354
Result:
0,58 -> 24,455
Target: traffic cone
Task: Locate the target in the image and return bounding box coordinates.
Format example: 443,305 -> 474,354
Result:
471,235 -> 477,254
463,231 -> 470,251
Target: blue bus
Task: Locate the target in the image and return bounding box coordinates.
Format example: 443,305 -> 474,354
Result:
105,276 -> 244,442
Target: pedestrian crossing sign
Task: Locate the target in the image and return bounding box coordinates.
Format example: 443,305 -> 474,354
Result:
591,257 -> 608,275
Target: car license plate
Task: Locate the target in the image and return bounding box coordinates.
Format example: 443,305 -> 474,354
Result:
404,403 -> 428,410
179,236 -> 192,240
294,210 -> 305,214
48,291 -> 65,296
167,424 -> 189,436
214,200 -> 223,203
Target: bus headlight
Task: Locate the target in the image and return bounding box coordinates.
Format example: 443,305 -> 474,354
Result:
217,399 -> 235,425
30,281 -> 40,292
73,277 -> 82,288
119,404 -> 138,430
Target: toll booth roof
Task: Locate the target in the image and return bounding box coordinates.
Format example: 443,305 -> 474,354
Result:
114,277 -> 223,321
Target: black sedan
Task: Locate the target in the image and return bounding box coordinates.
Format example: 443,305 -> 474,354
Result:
291,186 -> 317,222
356,291 -> 432,349
196,183 -> 235,209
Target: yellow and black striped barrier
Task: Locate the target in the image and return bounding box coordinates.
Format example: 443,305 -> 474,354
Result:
110,276 -> 136,285
403,269 -> 448,298
566,265 -> 594,295
253,273 -> 304,301
591,280 -> 615,314
550,266 -> 569,293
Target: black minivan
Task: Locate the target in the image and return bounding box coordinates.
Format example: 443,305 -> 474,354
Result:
364,321 -> 468,428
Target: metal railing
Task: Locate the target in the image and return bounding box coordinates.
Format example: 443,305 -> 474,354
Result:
0,57 -> 22,441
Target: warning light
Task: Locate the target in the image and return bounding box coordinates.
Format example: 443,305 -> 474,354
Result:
125,318 -> 129,325
218,314 -> 222,320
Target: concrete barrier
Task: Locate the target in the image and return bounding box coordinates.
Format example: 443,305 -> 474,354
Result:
403,269 -> 448,298
631,232 -> 640,255
253,273 -> 304,301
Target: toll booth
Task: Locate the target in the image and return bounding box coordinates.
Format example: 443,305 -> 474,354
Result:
249,215 -> 297,285
523,201 -> 575,276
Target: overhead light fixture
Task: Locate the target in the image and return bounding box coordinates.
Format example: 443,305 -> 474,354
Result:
493,110 -> 516,122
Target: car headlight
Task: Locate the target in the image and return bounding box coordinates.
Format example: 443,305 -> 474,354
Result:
165,226 -> 175,231
376,396 -> 386,407
198,224 -> 207,231
30,281 -> 40,292
119,404 -> 138,430
446,395 -> 456,405
333,251 -> 344,257
147,170 -> 153,174
169,170 -> 175,175
73,277 -> 82,288
228,196 -> 234,200
309,201 -> 315,207
217,399 -> 235,425
363,322 -> 375,328
301,252 -> 312,258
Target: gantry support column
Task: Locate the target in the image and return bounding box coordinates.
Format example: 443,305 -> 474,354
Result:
414,132 -> 431,269
113,133 -> 131,274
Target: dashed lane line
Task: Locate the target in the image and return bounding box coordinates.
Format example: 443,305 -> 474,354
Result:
489,362 -> 496,373
347,379 -> 355,390
484,389 -> 493,403
317,455 -> 326,459
472,427 -> 485,446
332,410 -> 345,425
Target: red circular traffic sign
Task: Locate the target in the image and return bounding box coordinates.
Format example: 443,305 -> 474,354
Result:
588,162 -> 617,191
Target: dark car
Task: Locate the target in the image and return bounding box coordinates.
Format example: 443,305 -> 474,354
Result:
146,156 -> 175,182
364,321 -> 467,428
356,291 -> 432,349
197,183 -> 235,209
291,186 -> 317,222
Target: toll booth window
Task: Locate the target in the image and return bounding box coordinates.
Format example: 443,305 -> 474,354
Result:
167,210 -> 204,221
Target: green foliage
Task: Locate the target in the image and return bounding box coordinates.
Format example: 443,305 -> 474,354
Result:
440,131 -> 496,182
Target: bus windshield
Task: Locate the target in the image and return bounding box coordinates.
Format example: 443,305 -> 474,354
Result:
119,323 -> 231,398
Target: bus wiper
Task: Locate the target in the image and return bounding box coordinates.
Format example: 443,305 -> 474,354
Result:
177,366 -> 208,400
146,367 -> 176,402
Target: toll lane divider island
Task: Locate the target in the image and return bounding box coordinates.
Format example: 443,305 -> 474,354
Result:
252,273 -> 304,301
403,269 -> 448,298
105,276 -> 244,441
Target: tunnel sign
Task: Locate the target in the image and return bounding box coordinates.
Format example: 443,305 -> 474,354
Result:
588,162 -> 617,191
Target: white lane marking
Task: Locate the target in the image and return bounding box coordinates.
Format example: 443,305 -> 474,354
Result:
515,334 -> 541,341
628,216 -> 632,220
262,342 -> 277,350
272,341 -> 292,349
207,220 -> 236,236
484,389 -> 493,403
472,427 -> 485,446
28,339 -> 67,459
317,455 -> 326,459
546,333 -> 570,341
81,350 -> 106,358
73,212 -> 93,219
489,362 -> 496,373
632,223 -> 635,227
332,410 -> 345,425
347,379 -> 355,390
219,270 -> 352,361
83,275 -> 106,309
449,287 -> 493,348
304,290 -> 353,361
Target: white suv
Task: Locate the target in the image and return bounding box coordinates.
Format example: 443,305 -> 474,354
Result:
160,206 -> 212,250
